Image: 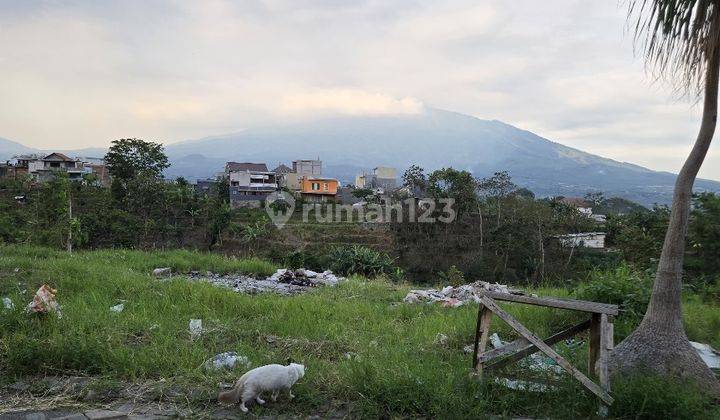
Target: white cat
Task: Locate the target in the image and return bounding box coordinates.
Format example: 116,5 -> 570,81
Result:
218,363 -> 305,413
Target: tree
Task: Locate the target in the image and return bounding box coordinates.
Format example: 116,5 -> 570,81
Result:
584,191 -> 604,208
427,167 -> 478,215
478,171 -> 517,227
351,188 -> 374,200
402,164 -> 427,196
609,0 -> 720,393
105,138 -> 169,182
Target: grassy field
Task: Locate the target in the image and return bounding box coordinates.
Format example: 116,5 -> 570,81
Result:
0,245 -> 718,418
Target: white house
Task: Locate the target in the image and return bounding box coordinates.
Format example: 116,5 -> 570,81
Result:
557,232 -> 606,249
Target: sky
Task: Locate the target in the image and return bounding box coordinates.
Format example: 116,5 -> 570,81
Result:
0,0 -> 717,179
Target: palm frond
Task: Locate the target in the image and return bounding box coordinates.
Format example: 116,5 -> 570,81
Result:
630,0 -> 720,95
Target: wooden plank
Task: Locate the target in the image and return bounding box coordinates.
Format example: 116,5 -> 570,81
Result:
478,337 -> 530,363
472,304 -> 485,369
589,313 -> 601,376
484,319 -> 591,370
598,314 -> 612,392
474,306 -> 493,375
598,315 -> 613,417
482,292 -> 618,315
480,296 -> 614,406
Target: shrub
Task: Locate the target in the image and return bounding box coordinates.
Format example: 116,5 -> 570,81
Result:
437,265 -> 465,287
326,245 -> 396,278
284,250 -> 327,271
574,265 -> 652,338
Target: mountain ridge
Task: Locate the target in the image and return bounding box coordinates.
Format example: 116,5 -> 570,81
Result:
2,108 -> 718,206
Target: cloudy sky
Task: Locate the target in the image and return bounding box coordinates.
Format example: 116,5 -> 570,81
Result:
1,0 -> 717,179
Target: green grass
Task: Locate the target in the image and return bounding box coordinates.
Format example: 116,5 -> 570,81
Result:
0,245 -> 718,418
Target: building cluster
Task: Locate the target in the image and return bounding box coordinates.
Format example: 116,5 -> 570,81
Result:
0,153 -> 111,186
218,158 -> 400,209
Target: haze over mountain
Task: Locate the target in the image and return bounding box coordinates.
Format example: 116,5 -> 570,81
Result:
3,108 -> 719,206
163,108 -> 720,206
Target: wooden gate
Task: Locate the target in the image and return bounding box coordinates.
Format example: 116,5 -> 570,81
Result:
472,292 -> 618,407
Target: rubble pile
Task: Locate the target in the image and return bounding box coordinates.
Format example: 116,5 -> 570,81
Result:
183,268 -> 344,295
403,281 -> 521,307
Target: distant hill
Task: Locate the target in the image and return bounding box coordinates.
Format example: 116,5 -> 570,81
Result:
163,108 -> 720,206
0,137 -> 35,159
4,108 -> 720,206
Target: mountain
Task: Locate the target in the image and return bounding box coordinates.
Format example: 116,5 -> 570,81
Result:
0,137 -> 35,159
3,108 -> 719,206
164,108 -> 720,206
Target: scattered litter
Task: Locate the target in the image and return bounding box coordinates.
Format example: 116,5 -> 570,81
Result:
26,285 -> 62,318
153,267 -> 172,277
203,352 -> 251,370
403,281 -> 521,307
691,341 -> 720,369
185,268 -> 345,296
494,377 -> 550,392
434,333 -> 449,347
189,319 -> 203,340
491,333 -> 563,376
110,303 -> 125,313
344,352 -> 359,360
2,297 -> 13,310
463,344 -> 474,354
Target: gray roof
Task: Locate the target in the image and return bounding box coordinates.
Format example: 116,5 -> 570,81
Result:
273,164 -> 292,174
226,162 -> 269,172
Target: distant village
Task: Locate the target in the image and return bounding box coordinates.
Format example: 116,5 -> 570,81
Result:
0,153 -> 398,206
1,153 -> 609,249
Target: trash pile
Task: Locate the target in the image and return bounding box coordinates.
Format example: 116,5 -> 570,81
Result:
203,352 -> 252,371
183,268 -> 344,296
691,341 -> 720,369
26,284 -> 62,318
403,281 -> 520,307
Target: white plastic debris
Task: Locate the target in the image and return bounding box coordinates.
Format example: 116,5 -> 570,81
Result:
3,297 -> 14,310
403,281 -> 518,307
153,267 -> 172,277
691,341 -> 720,369
203,352 -> 251,370
185,269 -> 345,295
494,377 -> 550,392
26,285 -> 62,318
189,319 -> 203,340
434,333 -> 449,347
490,333 -> 503,349
110,303 -> 125,313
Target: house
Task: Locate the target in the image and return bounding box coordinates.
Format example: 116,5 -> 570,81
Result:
273,163 -> 294,190
300,176 -> 338,203
355,166 -> 397,191
560,197 -> 593,215
373,166 -> 397,190
29,153 -> 88,183
76,157 -> 111,187
557,232 -> 606,249
0,155 -> 34,180
275,159 -> 323,192
225,162 -> 277,208
292,159 -> 322,176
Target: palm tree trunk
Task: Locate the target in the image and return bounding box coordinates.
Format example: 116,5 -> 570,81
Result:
610,47 -> 720,394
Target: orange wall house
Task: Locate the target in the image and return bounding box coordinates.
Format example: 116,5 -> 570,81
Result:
300,176 -> 339,202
